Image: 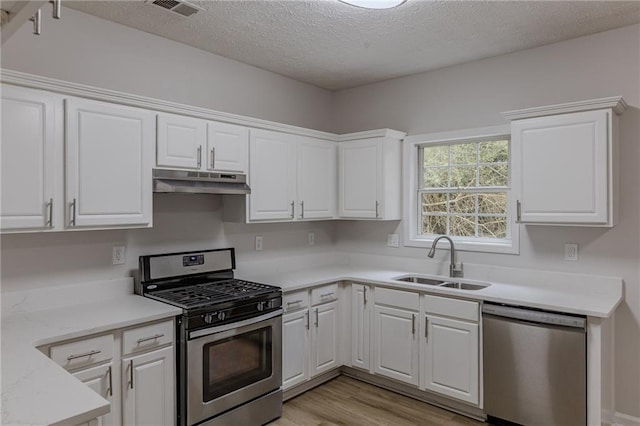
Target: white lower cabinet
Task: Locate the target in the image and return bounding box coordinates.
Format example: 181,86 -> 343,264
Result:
423,295 -> 480,405
122,346 -> 175,426
372,288 -> 420,386
73,363 -> 117,426
282,309 -> 310,389
350,283 -> 371,371
310,301 -> 339,376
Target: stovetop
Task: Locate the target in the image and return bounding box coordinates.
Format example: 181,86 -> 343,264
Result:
147,279 -> 280,311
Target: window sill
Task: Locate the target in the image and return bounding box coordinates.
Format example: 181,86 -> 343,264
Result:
404,236 -> 520,255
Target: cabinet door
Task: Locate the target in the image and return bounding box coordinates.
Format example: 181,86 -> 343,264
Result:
122,346 -> 174,426
311,301 -> 339,376
65,98 -> 154,228
373,305 -> 419,386
424,315 -> 479,405
73,363 -> 117,426
297,137 -> 336,219
207,121 -> 249,173
338,139 -> 381,218
512,109 -> 610,225
157,113 -> 206,169
282,309 -> 310,389
248,129 -> 296,221
1,85 -> 60,230
351,284 -> 370,371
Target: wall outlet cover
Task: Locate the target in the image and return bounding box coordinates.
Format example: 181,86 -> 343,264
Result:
565,243 -> 578,261
387,233 -> 399,248
308,232 -> 315,246
255,235 -> 263,251
112,246 -> 126,265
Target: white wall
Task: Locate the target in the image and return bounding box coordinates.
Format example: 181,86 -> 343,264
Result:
332,24 -> 640,418
0,7 -> 335,132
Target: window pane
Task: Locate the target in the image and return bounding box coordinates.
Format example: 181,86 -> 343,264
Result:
423,145 -> 449,167
421,192 -> 447,214
478,216 -> 507,238
422,215 -> 447,235
451,143 -> 476,165
449,193 -> 475,214
478,193 -> 507,214
479,164 -> 508,187
450,166 -> 476,188
480,140 -> 508,163
450,215 -> 475,237
423,167 -> 448,188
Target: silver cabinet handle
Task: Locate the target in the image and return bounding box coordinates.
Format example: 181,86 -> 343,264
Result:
290,201 -> 295,219
129,359 -> 134,389
320,292 -> 334,299
305,311 -> 309,330
210,147 -> 215,170
286,300 -> 303,307
136,333 -> 164,344
375,200 -> 380,218
314,308 -> 319,328
516,200 -> 522,223
46,198 -> 53,227
197,146 -> 202,168
425,316 -> 429,341
51,0 -> 61,19
412,314 -> 416,335
107,365 -> 113,397
69,198 -> 77,226
29,9 -> 41,35
300,201 -> 304,219
363,287 -> 367,305
66,349 -> 101,361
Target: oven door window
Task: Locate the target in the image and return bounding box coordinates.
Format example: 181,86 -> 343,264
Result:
202,326 -> 273,401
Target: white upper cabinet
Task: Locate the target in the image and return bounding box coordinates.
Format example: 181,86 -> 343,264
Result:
157,112 -> 206,170
297,137 -> 336,220
66,98 -> 154,228
338,131 -> 404,220
248,129 -> 297,221
507,98 -> 626,227
1,85 -> 61,231
207,121 -> 249,173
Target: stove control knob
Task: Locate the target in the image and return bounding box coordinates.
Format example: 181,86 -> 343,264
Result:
203,313 -> 215,324
217,311 -> 226,321
257,301 -> 265,311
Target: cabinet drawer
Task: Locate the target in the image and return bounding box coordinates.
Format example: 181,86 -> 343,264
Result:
50,334 -> 114,370
283,290 -> 309,312
425,295 -> 479,322
311,283 -> 339,306
123,319 -> 174,356
374,287 -> 419,311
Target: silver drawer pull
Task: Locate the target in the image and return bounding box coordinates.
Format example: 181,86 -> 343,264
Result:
320,293 -> 334,298
286,300 -> 303,307
66,349 -> 101,361
137,333 -> 165,344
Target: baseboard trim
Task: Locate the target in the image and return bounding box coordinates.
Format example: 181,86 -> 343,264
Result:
613,412 -> 640,426
282,368 -> 341,401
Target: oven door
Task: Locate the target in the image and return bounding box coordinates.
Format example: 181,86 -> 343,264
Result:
186,309 -> 282,426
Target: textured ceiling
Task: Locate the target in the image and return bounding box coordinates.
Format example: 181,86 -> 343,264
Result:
65,0 -> 640,91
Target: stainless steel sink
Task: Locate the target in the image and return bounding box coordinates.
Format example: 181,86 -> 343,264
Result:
440,282 -> 488,291
395,276 -> 447,285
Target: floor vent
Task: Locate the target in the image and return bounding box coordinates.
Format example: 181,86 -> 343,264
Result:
148,0 -> 202,17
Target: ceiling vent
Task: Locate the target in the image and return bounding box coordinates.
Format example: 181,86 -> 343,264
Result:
147,0 -> 202,17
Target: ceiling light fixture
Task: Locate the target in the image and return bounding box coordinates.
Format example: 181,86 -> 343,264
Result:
339,0 -> 407,10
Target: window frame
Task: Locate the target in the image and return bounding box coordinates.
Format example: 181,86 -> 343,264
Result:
403,125 -> 519,254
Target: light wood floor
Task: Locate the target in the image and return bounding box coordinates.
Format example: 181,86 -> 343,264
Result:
269,376 -> 486,426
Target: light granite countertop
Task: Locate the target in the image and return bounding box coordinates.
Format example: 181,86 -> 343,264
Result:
1,288 -> 181,426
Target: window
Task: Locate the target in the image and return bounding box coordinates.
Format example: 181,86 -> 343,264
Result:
404,126 -> 519,254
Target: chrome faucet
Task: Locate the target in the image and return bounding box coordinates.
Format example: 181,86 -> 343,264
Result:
427,235 -> 464,278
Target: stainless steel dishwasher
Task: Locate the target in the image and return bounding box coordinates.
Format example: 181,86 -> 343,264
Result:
482,303 -> 587,426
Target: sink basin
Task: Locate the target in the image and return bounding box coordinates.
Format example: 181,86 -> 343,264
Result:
440,282 -> 488,291
395,276 -> 447,286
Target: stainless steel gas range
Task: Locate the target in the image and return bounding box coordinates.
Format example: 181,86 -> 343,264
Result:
137,248 -> 283,426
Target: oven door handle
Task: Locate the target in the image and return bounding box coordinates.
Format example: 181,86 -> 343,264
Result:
189,309 -> 283,339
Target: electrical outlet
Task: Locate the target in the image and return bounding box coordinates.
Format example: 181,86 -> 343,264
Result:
112,246 -> 126,265
308,232 -> 315,246
565,243 -> 578,261
387,233 -> 399,248
255,235 -> 263,251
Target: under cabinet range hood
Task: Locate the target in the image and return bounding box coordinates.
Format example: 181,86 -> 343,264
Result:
153,169 -> 251,195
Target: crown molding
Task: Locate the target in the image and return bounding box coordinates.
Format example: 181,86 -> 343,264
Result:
336,128 -> 406,141
502,96 -> 627,121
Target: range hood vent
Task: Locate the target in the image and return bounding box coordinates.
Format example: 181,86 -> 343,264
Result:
153,169 -> 251,195
148,0 -> 202,17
